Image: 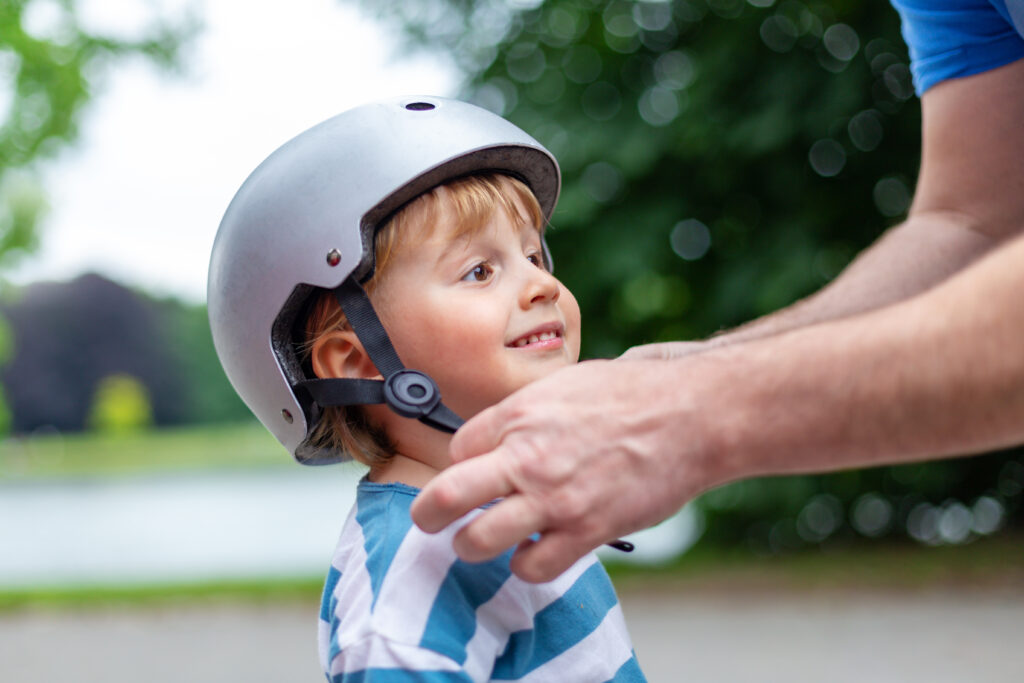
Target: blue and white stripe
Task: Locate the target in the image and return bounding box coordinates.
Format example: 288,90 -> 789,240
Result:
318,480 -> 645,682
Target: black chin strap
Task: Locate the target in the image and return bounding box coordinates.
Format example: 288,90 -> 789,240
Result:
297,277 -> 464,434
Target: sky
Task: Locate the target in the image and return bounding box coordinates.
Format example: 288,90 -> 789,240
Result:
7,0 -> 460,303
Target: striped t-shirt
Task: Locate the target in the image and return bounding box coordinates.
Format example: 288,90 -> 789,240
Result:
318,480 -> 646,682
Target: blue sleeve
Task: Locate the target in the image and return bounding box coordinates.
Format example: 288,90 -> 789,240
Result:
890,0 -> 1024,94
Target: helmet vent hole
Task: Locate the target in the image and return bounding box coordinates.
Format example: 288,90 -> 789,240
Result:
405,102 -> 435,111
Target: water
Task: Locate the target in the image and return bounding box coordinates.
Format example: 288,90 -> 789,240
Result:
0,468 -> 699,588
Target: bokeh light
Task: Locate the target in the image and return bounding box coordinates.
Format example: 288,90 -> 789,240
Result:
638,86 -> 681,126
796,493 -> 843,543
873,176 -> 911,217
822,23 -> 860,62
670,219 -> 711,261
581,161 -> 624,203
851,492 -> 893,537
808,138 -> 846,177
848,109 -> 884,151
653,50 -> 695,90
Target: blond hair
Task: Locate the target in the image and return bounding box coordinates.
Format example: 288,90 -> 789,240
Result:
299,173 -> 544,466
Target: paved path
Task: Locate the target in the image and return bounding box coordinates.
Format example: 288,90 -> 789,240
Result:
2,587 -> 1022,681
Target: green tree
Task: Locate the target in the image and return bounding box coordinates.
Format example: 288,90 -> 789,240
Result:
158,295 -> 252,425
0,313 -> 11,434
0,0 -> 195,269
87,373 -> 153,434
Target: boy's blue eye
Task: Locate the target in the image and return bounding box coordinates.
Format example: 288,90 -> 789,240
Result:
462,263 -> 493,282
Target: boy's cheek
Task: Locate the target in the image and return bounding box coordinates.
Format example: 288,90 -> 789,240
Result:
561,289 -> 583,361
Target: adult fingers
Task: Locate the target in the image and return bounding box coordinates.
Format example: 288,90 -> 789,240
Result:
448,401 -> 506,464
410,450 -> 513,533
451,494 -> 546,564
618,341 -> 707,361
508,529 -> 598,584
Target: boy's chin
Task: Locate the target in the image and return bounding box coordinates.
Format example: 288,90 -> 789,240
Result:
441,364 -> 578,419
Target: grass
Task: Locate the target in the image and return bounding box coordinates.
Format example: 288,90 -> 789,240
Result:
0,576 -> 327,612
0,421 -> 289,480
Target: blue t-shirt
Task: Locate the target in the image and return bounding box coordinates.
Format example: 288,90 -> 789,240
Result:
890,0 -> 1024,93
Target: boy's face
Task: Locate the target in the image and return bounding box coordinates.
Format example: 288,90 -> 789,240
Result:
371,193 -> 581,420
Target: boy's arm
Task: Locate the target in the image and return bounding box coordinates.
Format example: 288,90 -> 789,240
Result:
625,58 -> 1024,360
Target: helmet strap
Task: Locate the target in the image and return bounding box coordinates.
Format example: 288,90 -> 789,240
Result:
296,276 -> 464,434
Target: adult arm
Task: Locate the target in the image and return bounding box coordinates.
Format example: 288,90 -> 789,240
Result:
411,59 -> 1024,582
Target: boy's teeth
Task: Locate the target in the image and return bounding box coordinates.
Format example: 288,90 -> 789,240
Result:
514,331 -> 558,347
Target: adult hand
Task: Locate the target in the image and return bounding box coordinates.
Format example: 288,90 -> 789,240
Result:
410,357 -> 728,582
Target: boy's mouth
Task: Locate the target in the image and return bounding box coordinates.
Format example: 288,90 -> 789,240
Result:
507,324 -> 564,348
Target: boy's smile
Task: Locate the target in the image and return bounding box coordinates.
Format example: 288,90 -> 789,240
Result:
507,321 -> 565,349
371,190 -> 581,422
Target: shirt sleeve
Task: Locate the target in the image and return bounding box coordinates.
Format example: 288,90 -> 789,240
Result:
890,0 -> 1024,93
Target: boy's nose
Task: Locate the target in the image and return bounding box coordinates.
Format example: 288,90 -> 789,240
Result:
521,267 -> 561,307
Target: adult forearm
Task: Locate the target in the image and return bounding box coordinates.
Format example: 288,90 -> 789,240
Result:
624,212 -> 999,362
694,231 -> 1024,485
709,211 -> 997,348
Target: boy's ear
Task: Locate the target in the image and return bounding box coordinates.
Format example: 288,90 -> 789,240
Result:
310,330 -> 382,381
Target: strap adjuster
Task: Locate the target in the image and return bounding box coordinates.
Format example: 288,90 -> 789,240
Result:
383,369 -> 441,419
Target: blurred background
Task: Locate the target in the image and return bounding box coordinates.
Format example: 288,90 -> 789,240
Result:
1,0 -> 1022,681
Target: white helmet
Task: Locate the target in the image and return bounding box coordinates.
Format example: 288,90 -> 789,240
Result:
207,96 -> 561,464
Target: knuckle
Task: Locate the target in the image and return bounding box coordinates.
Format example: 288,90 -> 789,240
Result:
547,487 -> 590,525
429,478 -> 463,513
518,564 -> 550,584
459,521 -> 499,556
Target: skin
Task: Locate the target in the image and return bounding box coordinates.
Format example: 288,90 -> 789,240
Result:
410,58 -> 1024,583
311,188 -> 581,488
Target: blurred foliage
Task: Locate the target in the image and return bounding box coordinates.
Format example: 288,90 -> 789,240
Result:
0,273 -> 249,433
0,0 -> 195,269
0,0 -> 195,437
87,373 -> 153,434
156,292 -> 254,425
348,0 -> 1022,551
0,312 -> 9,434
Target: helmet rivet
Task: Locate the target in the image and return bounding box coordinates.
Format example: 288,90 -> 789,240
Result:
281,409 -> 294,424
326,249 -> 342,267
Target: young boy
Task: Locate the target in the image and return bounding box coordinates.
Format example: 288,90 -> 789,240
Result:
208,97 -> 645,682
